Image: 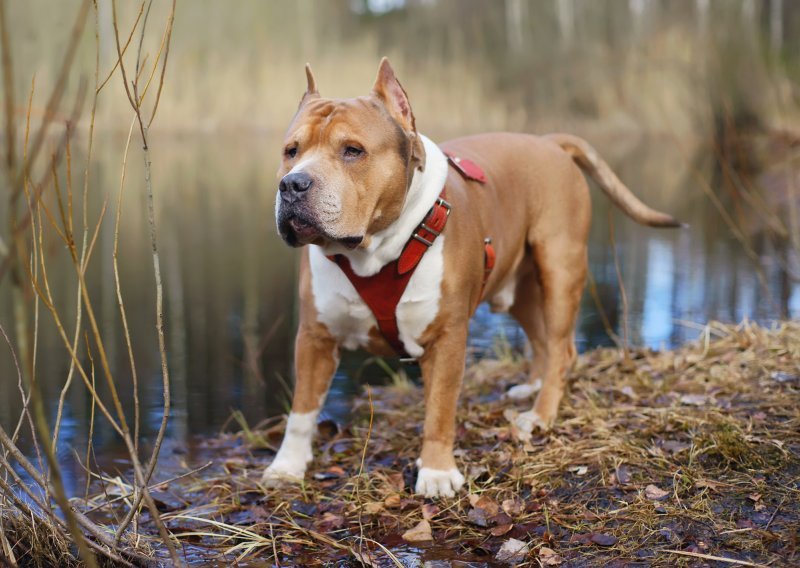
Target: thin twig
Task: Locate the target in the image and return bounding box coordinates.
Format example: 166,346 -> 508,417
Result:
663,549 -> 767,567
114,114 -> 141,449
607,210 -> 630,360
109,2 -> 181,561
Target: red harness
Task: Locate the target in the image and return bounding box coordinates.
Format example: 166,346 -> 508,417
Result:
329,151 -> 494,359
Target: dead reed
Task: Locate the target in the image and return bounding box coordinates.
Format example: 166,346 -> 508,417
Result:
0,1 -> 180,566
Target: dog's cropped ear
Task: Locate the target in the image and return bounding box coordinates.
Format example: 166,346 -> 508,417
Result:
372,57 -> 425,170
298,63 -> 320,109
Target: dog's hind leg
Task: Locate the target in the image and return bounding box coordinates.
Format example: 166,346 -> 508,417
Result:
507,265 -> 547,400
262,326 -> 339,486
513,237 -> 587,435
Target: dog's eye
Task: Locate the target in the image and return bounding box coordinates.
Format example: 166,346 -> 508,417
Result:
343,146 -> 364,159
285,146 -> 298,159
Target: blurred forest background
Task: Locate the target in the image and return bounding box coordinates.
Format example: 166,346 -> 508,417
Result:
1,0 -> 799,473
9,1 -> 799,138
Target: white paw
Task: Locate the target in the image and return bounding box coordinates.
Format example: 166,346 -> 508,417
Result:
261,459 -> 307,487
505,380 -> 542,400
514,409 -> 549,437
262,411 -> 317,487
415,467 -> 465,498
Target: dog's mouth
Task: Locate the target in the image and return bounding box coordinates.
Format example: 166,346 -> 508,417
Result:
280,213 -> 363,249
288,216 -> 320,243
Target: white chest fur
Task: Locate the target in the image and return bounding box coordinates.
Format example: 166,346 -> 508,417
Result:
307,134 -> 448,358
308,238 -> 444,357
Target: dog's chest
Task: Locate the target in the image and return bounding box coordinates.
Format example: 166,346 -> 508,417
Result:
308,241 -> 444,358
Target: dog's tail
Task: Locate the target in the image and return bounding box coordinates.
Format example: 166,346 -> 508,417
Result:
545,133 -> 682,228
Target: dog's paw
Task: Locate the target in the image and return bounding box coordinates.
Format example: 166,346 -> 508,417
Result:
415,467 -> 465,498
505,408 -> 551,441
505,379 -> 542,400
261,460 -> 306,487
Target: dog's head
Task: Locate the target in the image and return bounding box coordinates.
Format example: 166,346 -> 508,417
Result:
275,58 -> 426,250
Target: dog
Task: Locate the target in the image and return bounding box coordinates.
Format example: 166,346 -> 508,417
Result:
264,58 -> 680,498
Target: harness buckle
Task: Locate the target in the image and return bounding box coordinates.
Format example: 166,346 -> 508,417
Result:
420,222 -> 441,237
436,197 -> 452,215
413,233 -> 435,247
398,357 -> 418,365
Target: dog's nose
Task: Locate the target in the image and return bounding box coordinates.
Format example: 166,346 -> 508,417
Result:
279,172 -> 313,201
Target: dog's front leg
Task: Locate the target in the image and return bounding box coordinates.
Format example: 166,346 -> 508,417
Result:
415,327 -> 468,498
262,326 -> 338,485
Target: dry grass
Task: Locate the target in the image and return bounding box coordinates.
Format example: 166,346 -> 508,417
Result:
61,320 -> 798,566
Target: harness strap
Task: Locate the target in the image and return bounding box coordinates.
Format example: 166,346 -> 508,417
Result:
330,191 -> 451,357
482,237 -> 496,295
443,150 -> 487,183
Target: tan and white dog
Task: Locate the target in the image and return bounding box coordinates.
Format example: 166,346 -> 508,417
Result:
264,58 -> 679,498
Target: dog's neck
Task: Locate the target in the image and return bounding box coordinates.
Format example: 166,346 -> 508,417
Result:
318,134 -> 448,277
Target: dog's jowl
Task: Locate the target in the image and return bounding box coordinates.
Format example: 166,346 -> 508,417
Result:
265,58 -> 680,498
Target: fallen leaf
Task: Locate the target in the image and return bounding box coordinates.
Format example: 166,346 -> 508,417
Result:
422,503 -> 440,520
363,502 -> 384,515
384,494 -> 401,508
645,484 -> 670,501
568,465 -> 588,476
468,507 -> 489,527
468,464 -> 489,480
590,533 -> 618,547
473,495 -> 500,516
490,523 -> 513,536
317,512 -> 344,532
495,538 -> 529,564
249,505 -> 271,522
502,498 -> 523,517
385,472 -> 405,492
402,519 -> 432,543
491,512 -> 513,526
748,493 -> 761,502
539,546 -> 563,566
569,533 -> 592,545
351,550 -> 379,567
